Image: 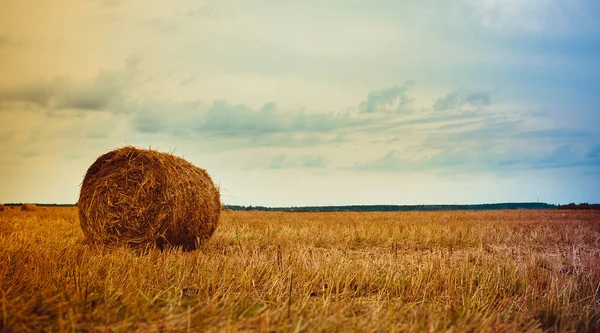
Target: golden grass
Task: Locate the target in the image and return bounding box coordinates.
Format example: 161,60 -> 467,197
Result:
1,208 -> 599,332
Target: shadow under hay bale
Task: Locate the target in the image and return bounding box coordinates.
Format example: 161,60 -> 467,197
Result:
78,146 -> 221,251
21,204 -> 37,211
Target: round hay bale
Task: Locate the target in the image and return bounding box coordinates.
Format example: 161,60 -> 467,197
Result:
21,204 -> 37,211
78,146 -> 221,251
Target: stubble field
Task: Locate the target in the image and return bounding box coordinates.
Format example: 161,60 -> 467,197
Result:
1,208 -> 599,332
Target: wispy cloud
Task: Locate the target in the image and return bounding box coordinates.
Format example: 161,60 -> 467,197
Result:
434,90 -> 492,111
301,155 -> 330,168
131,98 -> 370,148
0,57 -> 140,114
353,126 -> 600,174
359,81 -> 415,113
4,55 -> 594,178
268,154 -> 330,170
198,101 -> 367,137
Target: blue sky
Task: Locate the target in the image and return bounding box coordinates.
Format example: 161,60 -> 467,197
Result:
0,0 -> 599,205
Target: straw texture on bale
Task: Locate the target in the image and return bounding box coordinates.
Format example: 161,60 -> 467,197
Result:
78,146 -> 221,251
21,204 -> 37,211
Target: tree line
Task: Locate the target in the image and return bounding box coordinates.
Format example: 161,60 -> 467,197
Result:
556,203 -> 600,210
224,202 -> 562,212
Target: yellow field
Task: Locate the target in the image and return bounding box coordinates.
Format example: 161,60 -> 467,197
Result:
1,208 -> 599,332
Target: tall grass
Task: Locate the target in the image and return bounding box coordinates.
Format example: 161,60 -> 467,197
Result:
1,209 -> 599,332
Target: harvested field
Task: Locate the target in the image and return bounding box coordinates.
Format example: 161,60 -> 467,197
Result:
1,209 -> 599,332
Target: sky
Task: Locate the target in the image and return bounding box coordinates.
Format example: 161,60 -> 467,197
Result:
0,0 -> 599,206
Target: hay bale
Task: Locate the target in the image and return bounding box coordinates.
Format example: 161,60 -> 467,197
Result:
21,204 -> 37,211
78,146 -> 221,251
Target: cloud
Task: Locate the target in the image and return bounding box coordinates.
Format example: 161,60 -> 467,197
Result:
195,99 -> 369,142
127,83 -> 502,155
301,155 -> 330,168
350,96 -> 600,174
268,154 -> 330,169
134,114 -> 165,134
132,99 -> 204,135
354,136 -> 600,174
128,81 -> 422,142
269,155 -> 287,169
198,101 -> 283,137
0,81 -> 54,108
130,99 -> 357,151
132,98 -> 369,145
359,81 -> 415,113
0,57 -> 139,114
434,90 -> 492,111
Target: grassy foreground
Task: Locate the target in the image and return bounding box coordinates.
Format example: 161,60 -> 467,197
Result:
1,208 -> 599,332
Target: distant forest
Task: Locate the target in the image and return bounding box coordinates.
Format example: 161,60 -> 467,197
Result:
225,202 -> 571,212
3,202 -> 599,212
2,203 -> 75,207
556,203 -> 600,210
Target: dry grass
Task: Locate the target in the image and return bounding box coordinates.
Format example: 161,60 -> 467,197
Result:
1,208 -> 599,332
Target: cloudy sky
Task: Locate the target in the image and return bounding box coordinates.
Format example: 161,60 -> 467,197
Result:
1,0 -> 599,206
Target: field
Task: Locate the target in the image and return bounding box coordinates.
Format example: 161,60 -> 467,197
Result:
1,208 -> 599,332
